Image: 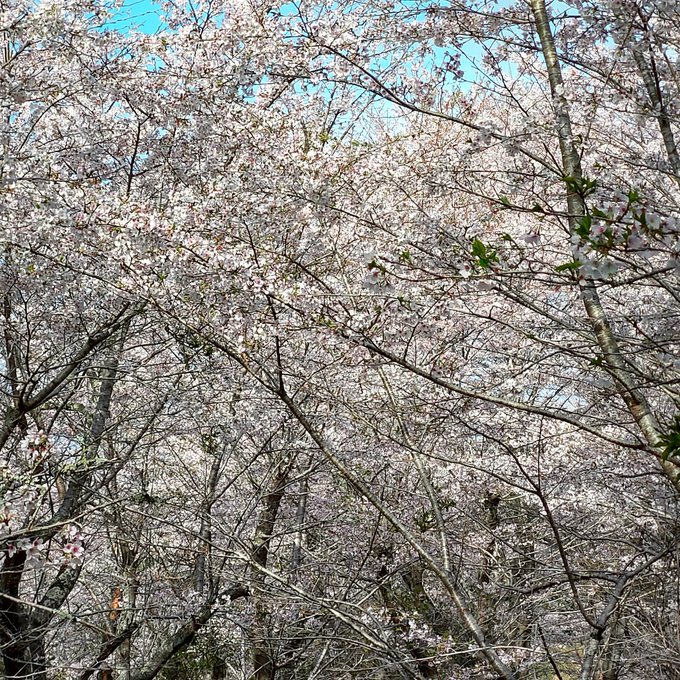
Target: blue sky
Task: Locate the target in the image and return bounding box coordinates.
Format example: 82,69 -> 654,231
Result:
114,0 -> 164,33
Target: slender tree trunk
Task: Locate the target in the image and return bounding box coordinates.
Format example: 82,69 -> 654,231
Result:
529,0 -> 680,493
630,44 -> 680,184
195,433 -> 226,679
478,492 -> 501,629
290,476 -> 308,579
118,578 -> 138,680
194,433 -> 224,596
249,457 -> 292,680
528,8 -> 658,678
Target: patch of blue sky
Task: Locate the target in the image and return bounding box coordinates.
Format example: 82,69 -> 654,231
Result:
110,0 -> 165,33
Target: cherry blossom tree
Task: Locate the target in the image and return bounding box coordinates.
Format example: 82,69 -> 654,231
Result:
2,0 -> 680,679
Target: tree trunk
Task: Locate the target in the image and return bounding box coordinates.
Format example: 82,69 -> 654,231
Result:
249,456 -> 292,680
529,0 -> 680,492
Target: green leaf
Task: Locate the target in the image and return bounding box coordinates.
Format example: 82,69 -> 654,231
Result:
471,239 -> 487,258
563,176 -> 578,192
499,196 -> 512,207
555,260 -> 581,272
563,175 -> 598,197
634,210 -> 646,227
471,239 -> 498,270
575,214 -> 592,239
583,177 -> 598,196
659,416 -> 680,461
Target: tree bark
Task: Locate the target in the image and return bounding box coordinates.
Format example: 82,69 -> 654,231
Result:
249,457 -> 292,680
529,0 -> 680,493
